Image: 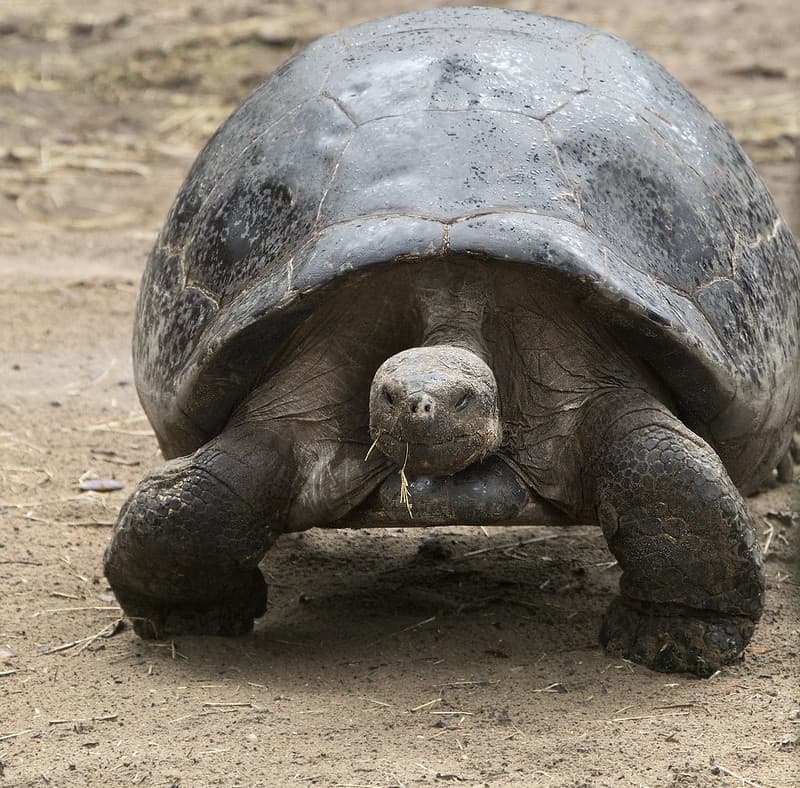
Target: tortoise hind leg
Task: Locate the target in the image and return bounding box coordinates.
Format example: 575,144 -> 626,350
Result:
104,426 -> 294,639
582,398 -> 765,676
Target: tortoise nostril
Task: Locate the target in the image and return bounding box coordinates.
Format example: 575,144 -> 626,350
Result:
410,396 -> 434,416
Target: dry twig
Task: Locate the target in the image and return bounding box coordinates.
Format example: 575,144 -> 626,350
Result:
0,729 -> 33,742
710,763 -> 769,788
39,619 -> 123,655
457,533 -> 560,559
610,711 -> 691,722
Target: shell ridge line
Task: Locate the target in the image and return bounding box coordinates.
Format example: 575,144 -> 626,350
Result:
575,33 -> 593,82
541,118 -> 587,227
304,209 -> 586,244
333,31 -> 350,53
600,246 -> 610,280
286,254 -> 295,296
154,240 -> 183,258
319,32 -> 350,93
313,127 -> 357,226
729,231 -> 744,281
746,215 -> 783,249
539,91 -> 589,122
178,243 -> 189,290
350,106 -> 578,127
312,211 -> 449,233
635,109 -> 708,182
184,283 -> 220,308
319,91 -> 359,127
642,106 -> 676,129
691,274 -> 736,298
222,259 -> 302,309
576,31 -> 612,78
447,209 -> 585,228
150,230 -> 184,287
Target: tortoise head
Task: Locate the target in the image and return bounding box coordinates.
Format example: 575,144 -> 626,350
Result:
369,346 -> 501,476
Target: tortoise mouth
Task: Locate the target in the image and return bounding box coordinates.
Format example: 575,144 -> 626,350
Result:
372,428 -> 499,477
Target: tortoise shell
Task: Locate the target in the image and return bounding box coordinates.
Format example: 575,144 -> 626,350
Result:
134,6 -> 800,489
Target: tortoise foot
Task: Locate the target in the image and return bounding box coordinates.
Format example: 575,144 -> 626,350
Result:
114,568 -> 268,640
600,597 -> 756,677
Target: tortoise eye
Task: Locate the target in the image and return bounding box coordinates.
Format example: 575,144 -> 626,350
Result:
455,392 -> 471,412
382,388 -> 395,406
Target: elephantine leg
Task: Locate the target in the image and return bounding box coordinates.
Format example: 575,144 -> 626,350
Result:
585,402 -> 765,676
104,427 -> 293,639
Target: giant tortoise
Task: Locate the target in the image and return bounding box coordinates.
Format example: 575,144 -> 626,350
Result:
104,7 -> 800,675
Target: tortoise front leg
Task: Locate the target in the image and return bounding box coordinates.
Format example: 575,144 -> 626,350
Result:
583,400 -> 765,676
104,426 -> 294,639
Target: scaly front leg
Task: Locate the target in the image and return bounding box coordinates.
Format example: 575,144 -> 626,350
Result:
583,399 -> 765,675
104,426 -> 294,639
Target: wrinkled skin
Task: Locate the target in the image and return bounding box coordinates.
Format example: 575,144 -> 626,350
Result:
105,262 -> 766,675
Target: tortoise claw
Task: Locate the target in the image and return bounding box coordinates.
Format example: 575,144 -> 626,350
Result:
114,567 -> 268,640
600,597 -> 756,676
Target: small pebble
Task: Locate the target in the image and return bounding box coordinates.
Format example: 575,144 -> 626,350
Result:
79,478 -> 124,492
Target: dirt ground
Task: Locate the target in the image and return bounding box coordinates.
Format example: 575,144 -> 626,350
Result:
1,1 -> 799,786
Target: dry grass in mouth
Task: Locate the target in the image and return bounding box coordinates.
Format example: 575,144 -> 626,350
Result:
399,442 -> 413,519
365,429 -> 414,518
364,429 -> 382,462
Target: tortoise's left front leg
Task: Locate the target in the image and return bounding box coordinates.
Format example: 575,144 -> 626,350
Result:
580,398 -> 766,675
104,426 -> 294,639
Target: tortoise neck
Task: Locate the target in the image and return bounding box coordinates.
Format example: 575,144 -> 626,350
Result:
413,263 -> 491,362
421,325 -> 488,361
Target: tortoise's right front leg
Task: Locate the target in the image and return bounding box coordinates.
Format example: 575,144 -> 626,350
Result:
104,427 -> 294,639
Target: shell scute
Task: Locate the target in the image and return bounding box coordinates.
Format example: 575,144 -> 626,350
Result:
326,27 -> 585,125
318,110 -> 580,226
158,34 -> 345,250
545,94 -> 734,294
181,99 -> 355,303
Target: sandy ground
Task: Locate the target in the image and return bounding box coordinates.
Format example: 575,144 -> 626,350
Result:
1,1 -> 799,786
